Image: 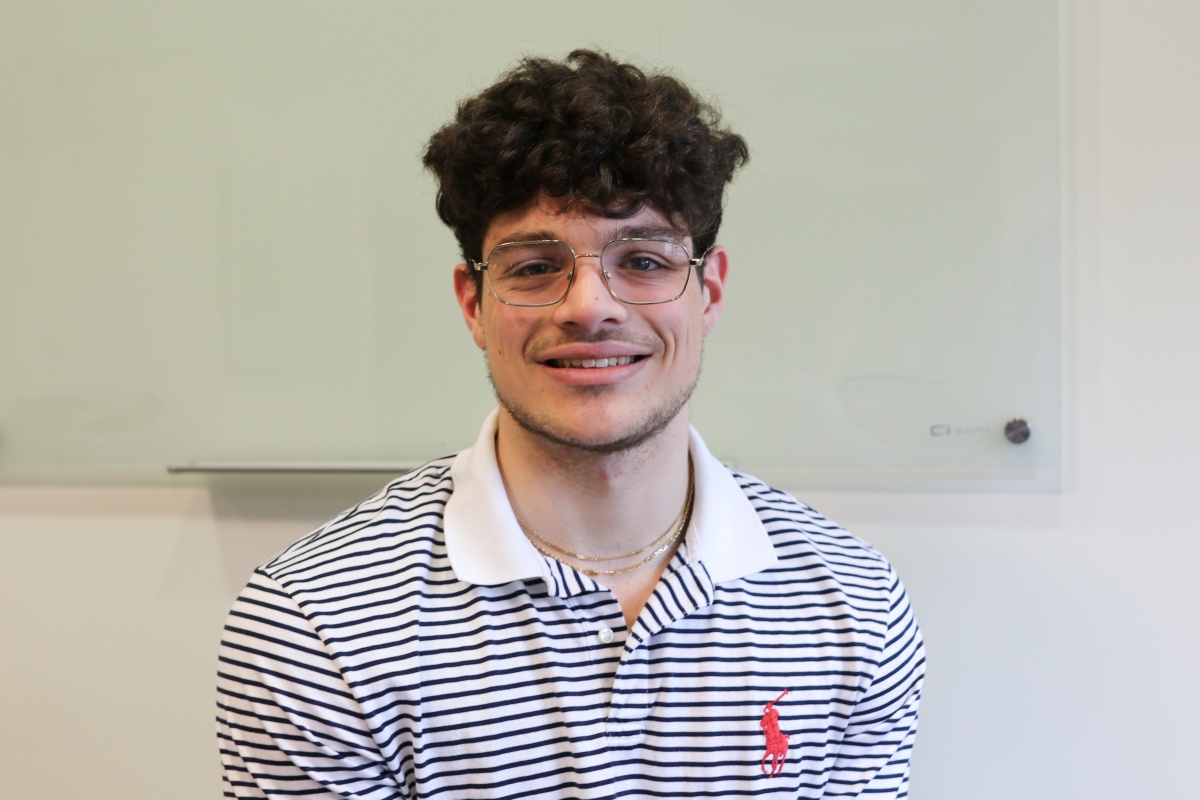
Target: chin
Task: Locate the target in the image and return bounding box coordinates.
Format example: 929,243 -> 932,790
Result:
496,391 -> 693,456
511,413 -> 673,455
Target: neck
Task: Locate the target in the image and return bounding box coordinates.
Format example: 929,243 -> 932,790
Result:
494,408 -> 693,563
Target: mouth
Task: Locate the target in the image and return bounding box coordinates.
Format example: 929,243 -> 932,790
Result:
545,355 -> 644,369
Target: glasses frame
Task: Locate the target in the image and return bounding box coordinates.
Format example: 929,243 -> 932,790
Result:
470,238 -> 708,307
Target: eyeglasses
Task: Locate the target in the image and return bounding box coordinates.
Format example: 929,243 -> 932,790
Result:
470,238 -> 706,307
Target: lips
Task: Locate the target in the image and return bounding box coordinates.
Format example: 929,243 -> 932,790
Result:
547,355 -> 641,369
533,335 -> 657,371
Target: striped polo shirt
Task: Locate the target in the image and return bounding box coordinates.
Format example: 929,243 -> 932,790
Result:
217,412 -> 925,798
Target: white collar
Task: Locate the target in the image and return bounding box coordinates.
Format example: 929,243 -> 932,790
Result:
444,409 -> 777,587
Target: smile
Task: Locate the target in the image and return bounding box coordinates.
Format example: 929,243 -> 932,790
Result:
548,355 -> 641,369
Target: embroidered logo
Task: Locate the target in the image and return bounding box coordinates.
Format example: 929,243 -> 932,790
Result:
760,689 -> 790,777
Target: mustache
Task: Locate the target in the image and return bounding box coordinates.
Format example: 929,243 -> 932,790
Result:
527,330 -> 661,357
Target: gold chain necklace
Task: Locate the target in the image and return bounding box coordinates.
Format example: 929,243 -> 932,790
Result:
516,479 -> 688,562
514,464 -> 694,577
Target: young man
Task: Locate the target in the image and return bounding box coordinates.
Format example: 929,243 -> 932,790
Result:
217,50 -> 925,798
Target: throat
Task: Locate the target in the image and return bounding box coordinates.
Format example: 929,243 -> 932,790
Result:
511,456 -> 693,575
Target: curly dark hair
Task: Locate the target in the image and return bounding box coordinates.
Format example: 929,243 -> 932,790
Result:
422,49 -> 749,280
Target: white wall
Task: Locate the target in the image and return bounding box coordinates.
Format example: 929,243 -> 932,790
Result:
2,3 -> 1197,798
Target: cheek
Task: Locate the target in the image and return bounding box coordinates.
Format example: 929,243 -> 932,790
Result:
661,326 -> 699,366
675,308 -> 706,348
483,315 -> 525,359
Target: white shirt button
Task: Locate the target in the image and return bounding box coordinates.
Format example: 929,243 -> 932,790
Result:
597,627 -> 615,644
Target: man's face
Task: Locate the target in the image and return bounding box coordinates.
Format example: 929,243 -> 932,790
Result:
453,195 -> 728,455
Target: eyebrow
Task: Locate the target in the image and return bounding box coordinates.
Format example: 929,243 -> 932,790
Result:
494,225 -> 686,248
612,224 -> 685,243
494,230 -> 562,246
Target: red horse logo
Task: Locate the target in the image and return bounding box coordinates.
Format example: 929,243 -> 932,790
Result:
760,689 -> 790,777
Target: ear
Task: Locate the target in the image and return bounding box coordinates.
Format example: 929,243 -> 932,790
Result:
699,245 -> 729,336
453,263 -> 488,351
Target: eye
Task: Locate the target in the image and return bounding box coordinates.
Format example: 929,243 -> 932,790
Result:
623,255 -> 665,272
509,259 -> 561,278
491,243 -> 572,281
605,240 -> 688,275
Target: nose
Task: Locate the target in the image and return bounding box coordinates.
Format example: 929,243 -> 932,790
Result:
552,254 -> 628,329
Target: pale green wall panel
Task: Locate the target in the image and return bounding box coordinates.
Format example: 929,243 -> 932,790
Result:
0,1 -> 1060,488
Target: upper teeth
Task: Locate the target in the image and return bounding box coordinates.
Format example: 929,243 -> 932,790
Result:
560,356 -> 635,368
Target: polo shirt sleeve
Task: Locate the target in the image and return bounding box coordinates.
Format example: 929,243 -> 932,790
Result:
827,567 -> 926,797
215,569 -> 405,799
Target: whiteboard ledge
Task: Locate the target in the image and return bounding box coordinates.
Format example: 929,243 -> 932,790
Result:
167,460 -> 422,475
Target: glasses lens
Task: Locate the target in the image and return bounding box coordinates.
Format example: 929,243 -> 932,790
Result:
486,241 -> 574,305
601,240 -> 692,303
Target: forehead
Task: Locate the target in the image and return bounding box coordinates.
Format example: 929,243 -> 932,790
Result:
482,195 -> 689,251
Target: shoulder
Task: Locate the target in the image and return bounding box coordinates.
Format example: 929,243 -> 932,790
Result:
258,455 -> 458,595
722,471 -> 923,677
734,471 -> 889,561
729,470 -> 900,602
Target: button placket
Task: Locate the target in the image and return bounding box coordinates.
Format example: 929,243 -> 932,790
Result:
604,562 -> 718,739
572,590 -> 626,664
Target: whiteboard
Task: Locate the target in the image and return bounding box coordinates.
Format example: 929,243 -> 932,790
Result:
0,1 -> 1060,489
